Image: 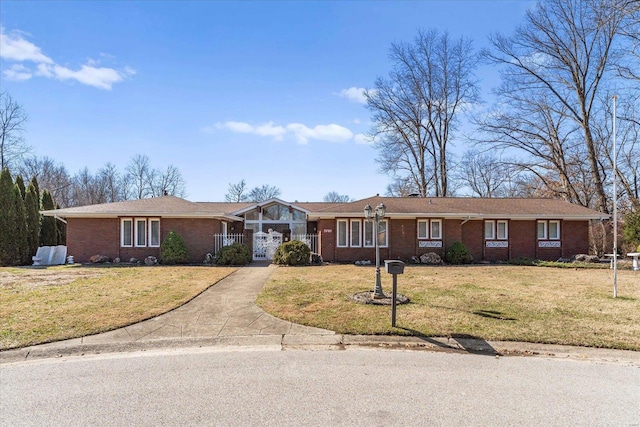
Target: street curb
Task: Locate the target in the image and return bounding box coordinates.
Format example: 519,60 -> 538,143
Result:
2,335 -> 638,366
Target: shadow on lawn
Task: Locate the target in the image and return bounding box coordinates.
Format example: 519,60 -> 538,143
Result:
398,327 -> 500,356
472,310 -> 517,321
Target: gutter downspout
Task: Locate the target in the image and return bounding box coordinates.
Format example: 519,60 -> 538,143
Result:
54,215 -> 67,224
461,216 -> 471,226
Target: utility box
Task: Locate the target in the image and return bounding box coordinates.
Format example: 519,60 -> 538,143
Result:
384,260 -> 405,275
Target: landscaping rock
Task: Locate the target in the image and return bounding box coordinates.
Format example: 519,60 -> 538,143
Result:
129,258 -> 139,264
355,260 -> 372,266
203,253 -> 214,264
571,254 -> 600,263
420,252 -> 442,265
410,256 -> 421,264
310,253 -> 323,265
89,254 -> 109,264
113,257 -> 121,264
144,256 -> 158,266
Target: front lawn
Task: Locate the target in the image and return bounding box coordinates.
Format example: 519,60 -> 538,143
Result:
0,265 -> 236,350
257,265 -> 640,351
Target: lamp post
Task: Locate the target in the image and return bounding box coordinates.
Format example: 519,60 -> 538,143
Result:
364,202 -> 386,299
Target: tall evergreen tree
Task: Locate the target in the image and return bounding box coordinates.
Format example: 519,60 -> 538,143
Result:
15,175 -> 25,199
39,190 -> 57,246
31,175 -> 40,202
13,184 -> 28,264
0,168 -> 18,265
25,180 -> 40,258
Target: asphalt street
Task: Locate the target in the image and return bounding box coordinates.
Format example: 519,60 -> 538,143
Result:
2,347 -> 639,426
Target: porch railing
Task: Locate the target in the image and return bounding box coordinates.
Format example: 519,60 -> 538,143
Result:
292,234 -> 319,254
212,233 -> 245,255
213,233 -> 319,257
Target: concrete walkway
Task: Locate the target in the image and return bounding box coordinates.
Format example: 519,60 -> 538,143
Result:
1,263 -> 335,363
82,263 -> 332,342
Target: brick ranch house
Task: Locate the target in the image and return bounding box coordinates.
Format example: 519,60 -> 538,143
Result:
42,195 -> 607,264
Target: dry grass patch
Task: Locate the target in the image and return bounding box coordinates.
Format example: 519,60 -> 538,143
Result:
0,265 -> 236,349
257,265 -> 640,350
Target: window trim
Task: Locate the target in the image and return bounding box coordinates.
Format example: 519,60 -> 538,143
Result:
430,219 -> 442,240
364,220 -> 375,248
417,220 -> 428,239
537,221 -> 548,240
135,218 -> 147,247
350,220 -> 362,247
337,220 -> 348,248
485,220 -> 496,240
548,220 -> 561,240
121,218 -> 133,247
377,220 -> 389,248
496,220 -> 508,240
149,218 -> 161,247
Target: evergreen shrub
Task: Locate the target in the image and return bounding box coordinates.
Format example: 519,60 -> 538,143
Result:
215,243 -> 251,266
273,240 -> 311,266
160,230 -> 188,264
445,241 -> 473,265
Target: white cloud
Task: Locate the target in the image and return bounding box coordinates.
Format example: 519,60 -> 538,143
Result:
339,87 -> 368,104
286,123 -> 353,144
0,27 -> 134,90
0,28 -> 53,64
2,64 -> 32,81
37,63 -> 135,90
214,121 -> 355,145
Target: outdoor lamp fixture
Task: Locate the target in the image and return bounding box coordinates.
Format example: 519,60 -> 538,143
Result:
364,203 -> 386,298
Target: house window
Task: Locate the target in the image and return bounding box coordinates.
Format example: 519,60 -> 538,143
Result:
486,220 -> 508,240
121,219 -> 133,247
485,220 -> 495,240
548,220 -> 560,240
418,219 -> 442,239
149,219 -> 160,247
337,220 -> 348,247
377,220 -> 388,247
350,220 -> 362,247
537,221 -> 547,239
364,220 -> 374,247
418,220 -> 428,239
431,220 -> 442,239
497,220 -> 508,240
135,219 -> 147,247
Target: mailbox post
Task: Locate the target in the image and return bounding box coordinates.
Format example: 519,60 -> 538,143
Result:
384,260 -> 405,327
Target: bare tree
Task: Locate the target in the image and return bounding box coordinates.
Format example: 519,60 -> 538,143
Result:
225,180 -> 248,202
18,156 -> 72,207
71,167 -> 107,206
150,165 -> 186,198
457,150 -> 520,198
98,162 -> 122,203
246,184 -> 281,202
366,29 -> 480,197
323,192 -> 352,203
0,92 -> 30,171
125,154 -> 153,199
480,0 -> 634,213
385,176 -> 420,197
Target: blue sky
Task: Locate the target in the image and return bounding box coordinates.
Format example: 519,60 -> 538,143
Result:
1,1 -> 533,202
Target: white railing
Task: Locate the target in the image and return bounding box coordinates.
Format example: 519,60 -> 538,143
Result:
292,234 -> 318,254
213,233 -> 244,255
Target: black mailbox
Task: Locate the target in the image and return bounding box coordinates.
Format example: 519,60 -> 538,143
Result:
384,260 -> 405,274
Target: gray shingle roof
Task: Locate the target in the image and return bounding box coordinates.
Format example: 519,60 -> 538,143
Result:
42,195 -> 606,220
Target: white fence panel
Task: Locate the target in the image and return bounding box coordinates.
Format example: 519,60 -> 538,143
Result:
292,234 -> 319,254
213,233 -> 244,255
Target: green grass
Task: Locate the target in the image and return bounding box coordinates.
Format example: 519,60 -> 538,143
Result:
257,264 -> 640,350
